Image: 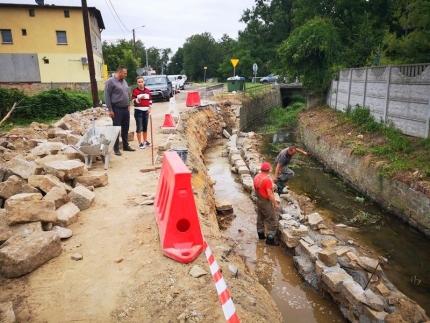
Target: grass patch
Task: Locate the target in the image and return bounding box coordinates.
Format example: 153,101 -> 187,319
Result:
340,104 -> 430,179
260,97 -> 306,133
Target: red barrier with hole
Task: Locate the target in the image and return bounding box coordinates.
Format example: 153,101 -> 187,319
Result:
154,151 -> 203,263
186,91 -> 201,107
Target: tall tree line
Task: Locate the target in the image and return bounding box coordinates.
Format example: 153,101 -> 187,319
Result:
102,0 -> 430,93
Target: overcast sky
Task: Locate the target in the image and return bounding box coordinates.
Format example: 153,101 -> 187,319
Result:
4,0 -> 257,55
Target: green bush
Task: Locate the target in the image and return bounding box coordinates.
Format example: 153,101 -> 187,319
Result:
0,88 -> 27,119
13,88 -> 91,121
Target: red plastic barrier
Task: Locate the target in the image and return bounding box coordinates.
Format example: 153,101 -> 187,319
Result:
161,113 -> 175,128
154,151 -> 203,263
186,91 -> 201,107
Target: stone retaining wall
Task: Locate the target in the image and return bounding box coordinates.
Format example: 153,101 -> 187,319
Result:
239,89 -> 282,130
299,125 -> 430,238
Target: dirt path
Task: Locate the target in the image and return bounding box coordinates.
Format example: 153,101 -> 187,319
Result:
1,92 -> 282,322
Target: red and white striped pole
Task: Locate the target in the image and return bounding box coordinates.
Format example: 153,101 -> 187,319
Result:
203,239 -> 240,323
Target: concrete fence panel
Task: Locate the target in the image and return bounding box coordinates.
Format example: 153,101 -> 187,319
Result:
327,64 -> 430,138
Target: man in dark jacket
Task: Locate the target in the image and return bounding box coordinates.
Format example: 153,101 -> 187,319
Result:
104,65 -> 135,156
273,146 -> 308,194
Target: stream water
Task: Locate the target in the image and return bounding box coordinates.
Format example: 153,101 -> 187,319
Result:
206,140 -> 347,323
261,130 -> 430,315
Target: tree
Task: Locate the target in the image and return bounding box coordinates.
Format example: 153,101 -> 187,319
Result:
238,0 -> 294,75
277,17 -> 341,94
120,49 -> 138,85
291,0 -> 393,67
160,48 -> 172,74
183,32 -> 221,81
382,0 -> 430,63
167,47 -> 184,75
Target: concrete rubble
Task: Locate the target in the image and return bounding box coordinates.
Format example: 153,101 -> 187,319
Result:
0,108 -> 109,281
225,130 -> 429,323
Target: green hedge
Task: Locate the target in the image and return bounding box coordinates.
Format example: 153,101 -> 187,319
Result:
0,88 -> 91,122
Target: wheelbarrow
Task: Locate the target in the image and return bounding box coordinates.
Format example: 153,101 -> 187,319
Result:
73,126 -> 121,170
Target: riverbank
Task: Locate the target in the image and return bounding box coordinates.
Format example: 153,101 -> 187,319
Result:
299,105 -> 430,238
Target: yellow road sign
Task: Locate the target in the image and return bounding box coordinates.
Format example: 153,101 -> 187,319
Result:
230,59 -> 239,67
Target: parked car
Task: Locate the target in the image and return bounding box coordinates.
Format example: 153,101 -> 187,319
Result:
259,74 -> 279,84
144,75 -> 172,101
167,75 -> 180,93
171,74 -> 187,90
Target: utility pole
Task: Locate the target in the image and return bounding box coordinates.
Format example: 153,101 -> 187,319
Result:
132,29 -> 136,59
132,26 -> 144,60
81,0 -> 99,108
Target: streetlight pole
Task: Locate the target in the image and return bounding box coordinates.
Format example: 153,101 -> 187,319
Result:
204,66 -> 207,83
146,48 -> 149,75
132,25 -> 145,60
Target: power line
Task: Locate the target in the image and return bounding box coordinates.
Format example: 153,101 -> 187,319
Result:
104,0 -> 128,35
107,0 -> 130,33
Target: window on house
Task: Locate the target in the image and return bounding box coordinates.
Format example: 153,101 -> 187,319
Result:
22,29 -> 27,36
29,9 -> 35,17
64,10 -> 70,18
1,29 -> 13,44
56,31 -> 67,44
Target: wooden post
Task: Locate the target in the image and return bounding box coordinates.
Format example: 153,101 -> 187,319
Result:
81,0 -> 99,108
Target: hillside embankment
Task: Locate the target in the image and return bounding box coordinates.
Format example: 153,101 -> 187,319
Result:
298,106 -> 430,238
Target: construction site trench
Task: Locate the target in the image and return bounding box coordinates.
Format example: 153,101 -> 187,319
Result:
0,89 -> 428,323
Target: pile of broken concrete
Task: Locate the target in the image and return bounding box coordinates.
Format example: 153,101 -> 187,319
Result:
0,107 -> 109,278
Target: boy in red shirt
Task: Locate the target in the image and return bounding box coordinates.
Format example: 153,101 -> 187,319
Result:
253,162 -> 280,245
132,76 -> 152,149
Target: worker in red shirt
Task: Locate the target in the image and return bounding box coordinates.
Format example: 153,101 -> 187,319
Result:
254,162 -> 280,246
132,76 -> 152,149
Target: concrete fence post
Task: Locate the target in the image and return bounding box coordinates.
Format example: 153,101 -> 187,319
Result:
347,69 -> 353,108
363,67 -> 368,108
335,71 -> 340,110
383,65 -> 392,123
426,93 -> 430,138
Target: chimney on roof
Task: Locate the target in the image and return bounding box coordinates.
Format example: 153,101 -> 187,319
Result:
35,0 -> 44,5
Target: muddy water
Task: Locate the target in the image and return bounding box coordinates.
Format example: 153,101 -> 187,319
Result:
261,131 -> 430,315
205,140 -> 347,323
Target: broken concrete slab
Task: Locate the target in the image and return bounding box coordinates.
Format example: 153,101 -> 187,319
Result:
322,267 -> 353,292
51,226 -> 73,239
318,248 -> 338,267
0,175 -> 26,199
0,217 -> 43,244
73,171 -> 108,188
215,200 -> 233,213
21,184 -> 41,194
291,225 -> 309,237
335,246 -> 350,257
307,212 -> 324,229
321,238 -> 338,248
0,231 -> 62,278
68,186 -> 95,211
342,280 -> 366,308
5,193 -> 57,225
376,283 -> 390,297
31,142 -> 67,157
237,166 -> 250,175
240,174 -> 254,192
43,186 -> 70,209
280,228 -> 300,248
363,288 -> 385,311
44,160 -> 85,181
299,238 -> 322,261
5,156 -> 37,179
358,256 -> 382,274
55,202 -> 80,227
28,174 -> 73,194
